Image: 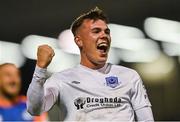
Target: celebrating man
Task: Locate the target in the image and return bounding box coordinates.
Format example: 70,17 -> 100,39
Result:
27,7 -> 154,121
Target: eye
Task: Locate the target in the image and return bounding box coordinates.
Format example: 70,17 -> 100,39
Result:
92,28 -> 101,34
105,29 -> 110,35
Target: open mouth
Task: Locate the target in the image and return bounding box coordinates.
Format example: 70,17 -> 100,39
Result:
8,82 -> 19,88
97,43 -> 109,53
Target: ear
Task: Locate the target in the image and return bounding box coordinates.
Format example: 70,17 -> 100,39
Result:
74,36 -> 83,48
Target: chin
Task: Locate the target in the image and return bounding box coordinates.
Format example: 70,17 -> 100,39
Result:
3,92 -> 19,99
6,89 -> 20,97
96,58 -> 107,65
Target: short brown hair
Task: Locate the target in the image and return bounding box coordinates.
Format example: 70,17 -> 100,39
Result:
0,63 -> 15,69
71,7 -> 109,36
0,63 -> 20,75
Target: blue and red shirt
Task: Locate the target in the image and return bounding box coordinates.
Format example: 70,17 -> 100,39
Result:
0,96 -> 47,121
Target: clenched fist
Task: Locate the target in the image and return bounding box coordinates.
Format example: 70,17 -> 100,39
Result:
36,45 -> 55,68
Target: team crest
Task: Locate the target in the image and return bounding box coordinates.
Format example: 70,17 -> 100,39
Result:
105,76 -> 119,88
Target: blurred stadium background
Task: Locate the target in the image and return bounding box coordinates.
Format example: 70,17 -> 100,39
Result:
0,0 -> 180,120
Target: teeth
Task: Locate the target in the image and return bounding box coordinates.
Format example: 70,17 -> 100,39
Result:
99,43 -> 108,47
97,42 -> 109,53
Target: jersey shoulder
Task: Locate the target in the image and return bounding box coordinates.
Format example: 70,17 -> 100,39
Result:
111,64 -> 139,75
49,66 -> 80,81
110,64 -> 141,82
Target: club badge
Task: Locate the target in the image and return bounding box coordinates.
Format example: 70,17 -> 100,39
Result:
105,76 -> 119,88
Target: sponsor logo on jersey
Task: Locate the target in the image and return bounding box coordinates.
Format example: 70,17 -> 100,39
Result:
105,76 -> 119,88
74,97 -> 121,110
74,97 -> 86,110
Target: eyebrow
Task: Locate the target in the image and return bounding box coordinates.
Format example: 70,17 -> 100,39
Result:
91,27 -> 110,31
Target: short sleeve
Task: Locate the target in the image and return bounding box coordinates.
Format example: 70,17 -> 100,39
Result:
131,73 -> 152,110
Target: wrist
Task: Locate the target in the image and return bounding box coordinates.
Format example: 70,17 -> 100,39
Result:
36,61 -> 48,68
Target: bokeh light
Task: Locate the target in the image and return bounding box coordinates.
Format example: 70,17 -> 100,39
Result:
0,41 -> 26,67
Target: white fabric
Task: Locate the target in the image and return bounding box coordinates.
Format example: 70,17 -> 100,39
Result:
135,106 -> 154,121
27,63 -> 154,121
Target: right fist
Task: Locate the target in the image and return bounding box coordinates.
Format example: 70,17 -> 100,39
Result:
36,45 -> 55,68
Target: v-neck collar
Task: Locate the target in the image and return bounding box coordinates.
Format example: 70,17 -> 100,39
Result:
78,63 -> 111,74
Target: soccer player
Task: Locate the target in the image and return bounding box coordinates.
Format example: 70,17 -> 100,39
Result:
0,63 -> 47,121
27,7 -> 154,121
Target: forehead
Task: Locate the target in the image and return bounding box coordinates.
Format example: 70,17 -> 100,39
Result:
81,19 -> 108,30
0,65 -> 19,73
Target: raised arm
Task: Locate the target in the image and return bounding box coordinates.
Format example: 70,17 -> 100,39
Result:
27,45 -> 59,115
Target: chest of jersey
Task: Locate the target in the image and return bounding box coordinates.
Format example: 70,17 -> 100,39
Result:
58,69 -> 135,121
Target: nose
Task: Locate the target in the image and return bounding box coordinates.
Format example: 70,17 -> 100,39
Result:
99,31 -> 111,43
10,75 -> 20,83
99,31 -> 108,39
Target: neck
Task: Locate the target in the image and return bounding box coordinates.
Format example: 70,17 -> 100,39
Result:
80,62 -> 105,69
80,55 -> 106,70
0,92 -> 18,107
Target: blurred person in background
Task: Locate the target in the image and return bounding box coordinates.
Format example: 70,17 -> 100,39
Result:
27,7 -> 154,121
0,63 -> 47,121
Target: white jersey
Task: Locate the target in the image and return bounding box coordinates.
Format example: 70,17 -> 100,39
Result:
27,63 -> 153,122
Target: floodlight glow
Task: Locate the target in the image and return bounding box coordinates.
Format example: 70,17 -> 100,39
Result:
108,23 -> 161,62
144,17 -> 180,44
58,29 -> 80,55
134,54 -> 175,82
107,48 -> 121,64
112,38 -> 158,51
0,41 -> 26,67
108,23 -> 145,39
117,39 -> 160,63
21,35 -> 58,59
108,23 -> 145,50
47,49 -> 80,73
162,42 -> 180,56
108,24 -> 159,51
118,49 -> 161,63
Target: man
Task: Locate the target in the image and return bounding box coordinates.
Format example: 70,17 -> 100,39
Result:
27,7 -> 154,121
0,63 -> 47,121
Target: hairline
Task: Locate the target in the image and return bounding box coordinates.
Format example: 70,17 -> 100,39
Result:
0,63 -> 19,73
74,18 -> 108,36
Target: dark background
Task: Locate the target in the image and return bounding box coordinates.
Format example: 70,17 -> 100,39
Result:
0,0 -> 180,120
1,0 -> 180,43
